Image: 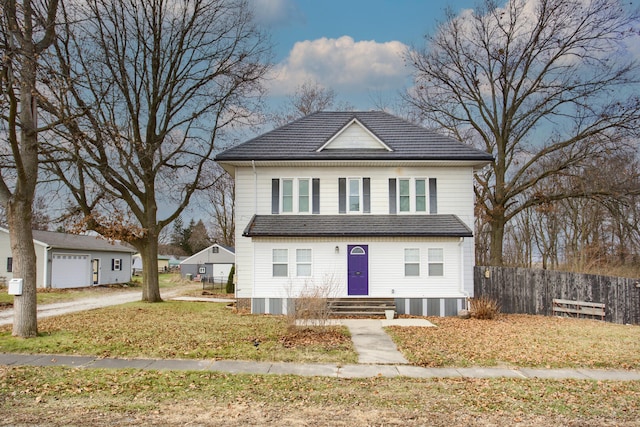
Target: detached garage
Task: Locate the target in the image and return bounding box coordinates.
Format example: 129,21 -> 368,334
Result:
180,244 -> 235,282
0,228 -> 135,289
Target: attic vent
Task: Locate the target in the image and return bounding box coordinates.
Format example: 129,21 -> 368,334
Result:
212,247 -> 219,253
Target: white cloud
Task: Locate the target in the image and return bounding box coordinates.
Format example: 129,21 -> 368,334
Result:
251,0 -> 303,28
267,36 -> 410,96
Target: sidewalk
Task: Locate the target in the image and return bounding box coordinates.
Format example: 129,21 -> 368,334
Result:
1,352 -> 639,380
2,293 -> 639,380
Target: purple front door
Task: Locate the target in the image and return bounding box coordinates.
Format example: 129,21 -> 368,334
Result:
347,245 -> 369,295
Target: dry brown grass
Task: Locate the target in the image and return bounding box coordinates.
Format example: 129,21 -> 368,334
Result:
387,314 -> 640,369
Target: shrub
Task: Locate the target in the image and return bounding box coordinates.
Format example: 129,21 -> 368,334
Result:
286,275 -> 338,331
469,296 -> 500,320
226,265 -> 235,294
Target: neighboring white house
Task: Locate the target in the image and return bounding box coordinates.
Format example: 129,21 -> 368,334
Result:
179,244 -> 235,282
215,111 -> 493,315
0,228 -> 136,289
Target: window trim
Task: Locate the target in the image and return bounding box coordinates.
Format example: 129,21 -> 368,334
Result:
112,258 -> 122,271
340,177 -> 370,214
278,178 -> 315,214
272,249 -> 289,277
395,177 -> 428,214
404,248 -> 420,277
295,249 -> 312,277
427,248 -> 444,277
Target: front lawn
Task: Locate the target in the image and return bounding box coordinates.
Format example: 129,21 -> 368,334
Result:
388,314 -> 640,369
0,301 -> 357,365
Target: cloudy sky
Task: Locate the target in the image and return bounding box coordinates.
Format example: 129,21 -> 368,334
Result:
251,0 -> 477,110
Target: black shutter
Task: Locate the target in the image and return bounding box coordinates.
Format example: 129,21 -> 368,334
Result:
312,178 -> 320,214
429,178 -> 437,214
363,178 -> 371,213
111,259 -> 115,271
389,178 -> 396,214
338,178 -> 346,214
6,257 -> 12,273
271,179 -> 279,214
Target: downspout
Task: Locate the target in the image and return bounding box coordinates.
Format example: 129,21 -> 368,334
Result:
251,160 -> 257,214
250,160 -> 257,309
459,237 -> 470,311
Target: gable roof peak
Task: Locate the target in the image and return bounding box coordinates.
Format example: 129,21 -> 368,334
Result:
316,116 -> 393,152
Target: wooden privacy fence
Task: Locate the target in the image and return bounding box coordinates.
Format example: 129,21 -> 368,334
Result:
474,266 -> 640,325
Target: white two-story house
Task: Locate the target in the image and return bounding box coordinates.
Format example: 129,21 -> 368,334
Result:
215,111 -> 493,316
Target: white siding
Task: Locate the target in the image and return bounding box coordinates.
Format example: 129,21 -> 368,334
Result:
322,122 -> 388,150
251,237 -> 467,299
233,163 -> 477,300
0,230 -> 48,288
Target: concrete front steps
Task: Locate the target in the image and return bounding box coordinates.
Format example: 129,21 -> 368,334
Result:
328,298 -> 396,318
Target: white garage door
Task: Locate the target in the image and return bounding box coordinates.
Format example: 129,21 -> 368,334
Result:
212,263 -> 233,281
51,253 -> 91,288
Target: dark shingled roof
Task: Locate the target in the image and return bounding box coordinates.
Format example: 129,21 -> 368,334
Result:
31,229 -> 136,253
243,215 -> 473,238
216,111 -> 494,162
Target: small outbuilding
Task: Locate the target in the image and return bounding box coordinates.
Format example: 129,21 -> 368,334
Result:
0,228 -> 136,289
180,244 -> 235,282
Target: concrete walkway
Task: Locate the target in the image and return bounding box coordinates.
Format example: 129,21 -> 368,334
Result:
340,318 -> 435,364
1,352 -> 639,380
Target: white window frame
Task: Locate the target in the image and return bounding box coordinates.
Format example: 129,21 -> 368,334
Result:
281,178 -> 294,213
396,178 -> 428,213
113,258 -> 122,271
428,248 -> 444,276
272,249 -> 289,277
280,178 -> 314,214
298,178 -> 310,213
404,248 -> 420,277
296,249 -> 312,277
348,177 -> 362,213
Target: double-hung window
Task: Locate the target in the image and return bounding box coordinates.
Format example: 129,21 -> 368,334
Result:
272,178 -> 320,214
428,248 -> 444,276
404,248 -> 420,277
296,249 -> 312,277
389,178 -> 435,214
339,177 -> 370,213
282,179 -> 294,212
298,179 -> 310,213
272,249 -> 288,277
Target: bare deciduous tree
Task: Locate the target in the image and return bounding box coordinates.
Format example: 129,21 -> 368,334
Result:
270,79 -> 352,127
42,0 -> 270,301
201,166 -> 235,247
406,0 -> 640,265
0,0 -> 59,338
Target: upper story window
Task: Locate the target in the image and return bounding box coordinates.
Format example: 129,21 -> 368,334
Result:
272,178 -> 320,214
389,178 -> 437,214
339,177 -> 370,214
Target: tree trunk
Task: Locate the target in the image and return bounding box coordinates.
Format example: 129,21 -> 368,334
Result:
9,48 -> 40,337
8,199 -> 38,337
140,229 -> 162,302
488,213 -> 506,266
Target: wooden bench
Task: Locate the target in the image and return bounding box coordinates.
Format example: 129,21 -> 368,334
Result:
552,298 -> 605,320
